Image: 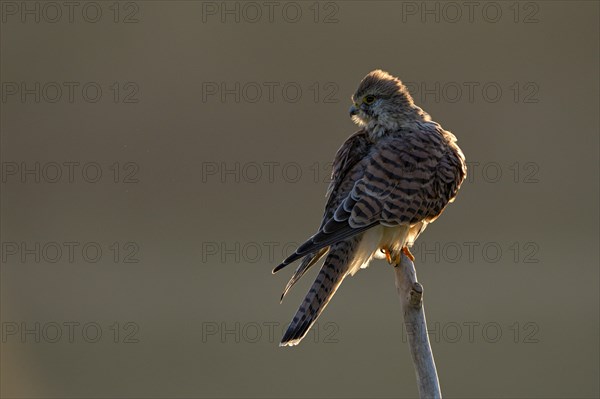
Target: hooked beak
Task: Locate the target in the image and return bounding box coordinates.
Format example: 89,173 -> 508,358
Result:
349,104 -> 359,117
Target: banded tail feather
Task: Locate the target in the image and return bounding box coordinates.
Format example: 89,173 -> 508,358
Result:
280,238 -> 358,346
280,247 -> 328,303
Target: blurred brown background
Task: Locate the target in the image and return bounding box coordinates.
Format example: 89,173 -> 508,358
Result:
1,1 -> 598,398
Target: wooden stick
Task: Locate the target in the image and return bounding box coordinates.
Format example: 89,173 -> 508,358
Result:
393,252 -> 442,398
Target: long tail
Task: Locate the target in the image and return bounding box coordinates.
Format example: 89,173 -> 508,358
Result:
280,247 -> 328,303
280,237 -> 359,346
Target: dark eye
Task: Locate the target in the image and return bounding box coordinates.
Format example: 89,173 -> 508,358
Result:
363,95 -> 375,104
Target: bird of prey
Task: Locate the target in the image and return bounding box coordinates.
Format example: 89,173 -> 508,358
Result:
273,70 -> 466,346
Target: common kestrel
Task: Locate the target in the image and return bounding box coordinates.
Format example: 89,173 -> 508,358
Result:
273,70 -> 466,346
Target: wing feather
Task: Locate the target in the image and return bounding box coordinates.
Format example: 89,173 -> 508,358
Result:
274,131 -> 371,272
275,123 -> 466,272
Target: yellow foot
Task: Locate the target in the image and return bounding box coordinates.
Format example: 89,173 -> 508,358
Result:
382,247 -> 404,266
381,247 -> 392,264
402,246 -> 415,262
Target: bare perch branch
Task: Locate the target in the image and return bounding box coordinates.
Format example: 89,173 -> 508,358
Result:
393,253 -> 442,399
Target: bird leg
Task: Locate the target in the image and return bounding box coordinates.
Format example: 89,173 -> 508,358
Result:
383,246 -> 415,265
381,247 -> 393,264
402,246 -> 415,262
381,246 -> 402,265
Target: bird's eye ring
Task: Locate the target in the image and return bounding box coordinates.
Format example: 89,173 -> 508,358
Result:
363,95 -> 375,104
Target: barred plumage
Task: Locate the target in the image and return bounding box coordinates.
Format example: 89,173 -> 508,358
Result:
274,70 -> 466,346
280,237 -> 360,345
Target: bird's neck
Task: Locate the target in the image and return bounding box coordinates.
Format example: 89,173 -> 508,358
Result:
366,106 -> 430,141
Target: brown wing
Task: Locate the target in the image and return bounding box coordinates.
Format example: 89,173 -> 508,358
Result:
322,130 -> 371,222
341,124 -> 466,228
272,130 -> 371,273
275,123 -> 465,270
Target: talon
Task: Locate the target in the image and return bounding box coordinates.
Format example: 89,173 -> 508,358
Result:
381,247 -> 392,264
402,246 -> 415,262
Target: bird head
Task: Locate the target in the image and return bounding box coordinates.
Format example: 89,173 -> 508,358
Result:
349,70 -> 426,137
